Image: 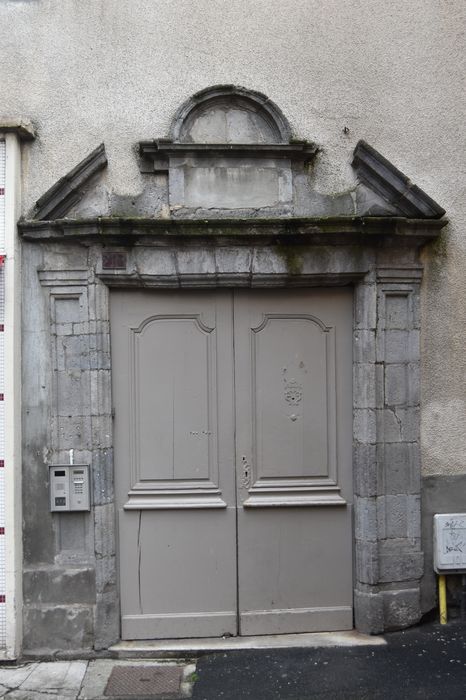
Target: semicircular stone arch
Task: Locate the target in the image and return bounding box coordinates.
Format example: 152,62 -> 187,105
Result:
170,85 -> 292,144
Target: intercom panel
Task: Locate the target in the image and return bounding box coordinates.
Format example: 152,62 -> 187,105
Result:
49,465 -> 91,512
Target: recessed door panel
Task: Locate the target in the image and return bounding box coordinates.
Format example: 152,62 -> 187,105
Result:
251,314 -> 335,481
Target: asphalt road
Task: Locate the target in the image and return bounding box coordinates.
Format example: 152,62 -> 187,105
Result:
192,622 -> 466,699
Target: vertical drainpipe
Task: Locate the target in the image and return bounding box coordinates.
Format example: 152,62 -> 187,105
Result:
0,123 -> 35,660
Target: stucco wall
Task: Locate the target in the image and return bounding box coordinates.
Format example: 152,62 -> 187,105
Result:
1,0 -> 465,471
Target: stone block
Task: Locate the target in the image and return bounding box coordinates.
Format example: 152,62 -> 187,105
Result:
92,448 -> 114,506
252,248 -> 289,276
94,503 -> 116,559
55,335 -> 90,371
23,605 -> 94,652
22,453 -> 56,565
23,567 -> 96,605
353,330 -> 376,363
54,415 -> 92,451
378,495 -> 408,539
380,408 -> 402,442
380,407 -> 419,443
354,589 -> 384,634
354,496 -> 378,541
94,551 -> 117,594
382,330 -> 408,363
384,294 -> 410,329
379,442 -> 420,495
378,547 -> 424,583
89,280 -> 109,322
94,591 -> 120,650
354,363 -> 377,408
354,284 -> 376,330
398,407 -> 420,442
54,296 -> 83,325
215,247 -> 252,277
57,511 -> 93,555
90,369 -> 112,417
136,248 -> 178,279
91,415 -> 112,450
385,364 -> 416,406
354,408 -> 377,444
378,329 -> 419,364
382,588 -> 421,630
355,540 -> 379,584
56,370 -> 91,416
182,163 -> 283,209
353,442 -> 377,497
55,323 -> 74,336
177,248 -> 217,276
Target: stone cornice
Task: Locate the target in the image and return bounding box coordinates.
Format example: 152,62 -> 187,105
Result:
19,216 -> 447,247
139,140 -> 319,173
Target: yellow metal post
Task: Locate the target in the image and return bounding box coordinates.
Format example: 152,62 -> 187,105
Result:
439,574 -> 447,625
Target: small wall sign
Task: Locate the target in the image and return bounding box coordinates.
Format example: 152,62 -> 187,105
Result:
434,513 -> 466,572
102,252 -> 127,270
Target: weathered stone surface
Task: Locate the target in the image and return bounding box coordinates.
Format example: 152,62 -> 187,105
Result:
377,495 -> 421,541
355,496 -> 378,542
354,363 -> 377,408
354,408 -> 377,444
23,606 -> 94,652
354,589 -> 384,635
378,442 -> 420,495
354,283 -> 377,330
353,330 -> 376,364
91,448 -> 114,506
385,363 -> 420,406
378,547 -> 423,583
94,591 -> 120,650
355,540 -> 379,585
353,443 -> 377,497
23,567 -> 95,605
382,588 -> 422,630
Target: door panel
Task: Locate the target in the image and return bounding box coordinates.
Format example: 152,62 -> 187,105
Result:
234,288 -> 353,634
111,290 -> 237,639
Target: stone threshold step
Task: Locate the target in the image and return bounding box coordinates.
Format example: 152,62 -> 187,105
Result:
110,630 -> 386,658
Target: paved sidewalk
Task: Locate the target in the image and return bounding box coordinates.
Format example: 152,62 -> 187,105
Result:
0,622 -> 463,699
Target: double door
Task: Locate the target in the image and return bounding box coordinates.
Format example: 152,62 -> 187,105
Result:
111,288 -> 353,639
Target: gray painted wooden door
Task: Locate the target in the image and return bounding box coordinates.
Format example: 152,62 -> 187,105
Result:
111,288 -> 353,640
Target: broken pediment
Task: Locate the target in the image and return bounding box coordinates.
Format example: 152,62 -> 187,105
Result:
352,141 -> 445,219
28,87 -> 445,222
32,143 -> 107,221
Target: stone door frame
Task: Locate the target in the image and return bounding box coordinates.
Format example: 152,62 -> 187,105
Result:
22,216 -> 445,643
